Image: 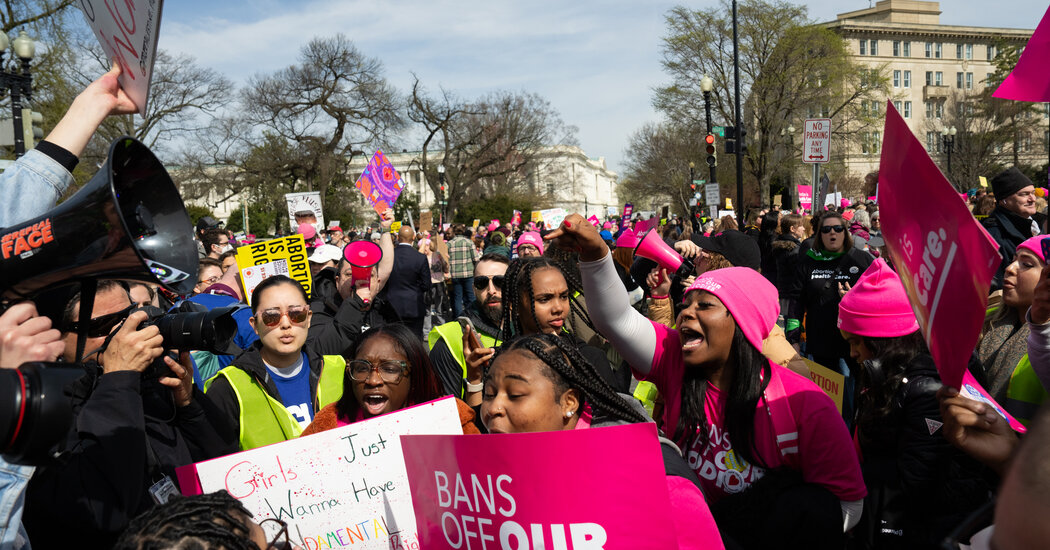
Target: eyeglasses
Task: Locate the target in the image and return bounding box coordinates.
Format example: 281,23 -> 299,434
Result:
347,359 -> 410,383
820,225 -> 846,234
64,304 -> 135,338
258,518 -> 291,549
518,244 -> 539,253
197,275 -> 220,286
473,275 -> 505,290
257,305 -> 310,327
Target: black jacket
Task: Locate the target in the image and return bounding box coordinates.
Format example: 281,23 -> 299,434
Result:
772,233 -> 801,296
24,367 -> 235,548
306,270 -> 368,356
378,244 -> 431,321
204,342 -> 338,447
429,301 -> 501,398
785,246 -> 874,359
854,355 -> 994,549
981,206 -> 1038,292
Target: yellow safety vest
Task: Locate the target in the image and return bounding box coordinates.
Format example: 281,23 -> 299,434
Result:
1005,354 -> 1048,427
205,355 -> 346,451
427,321 -> 500,397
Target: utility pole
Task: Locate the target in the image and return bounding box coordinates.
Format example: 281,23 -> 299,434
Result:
732,0 -> 745,229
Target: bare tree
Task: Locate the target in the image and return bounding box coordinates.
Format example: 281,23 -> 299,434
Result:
619,122 -> 708,215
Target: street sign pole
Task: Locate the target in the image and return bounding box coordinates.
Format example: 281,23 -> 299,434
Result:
803,118 -> 832,213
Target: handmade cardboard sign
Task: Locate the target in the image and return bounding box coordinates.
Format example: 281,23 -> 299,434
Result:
539,208 -> 567,228
993,5 -> 1050,102
420,211 -> 433,232
402,423 -> 678,549
236,235 -> 313,304
355,151 -> 405,215
79,0 -> 163,115
179,397 -> 463,550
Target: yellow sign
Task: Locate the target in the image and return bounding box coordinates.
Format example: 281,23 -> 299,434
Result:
979,176 -> 988,188
531,211 -> 543,223
390,221 -> 402,234
472,219 -> 480,231
725,198 -> 733,210
804,359 -> 845,414
235,234 -> 313,304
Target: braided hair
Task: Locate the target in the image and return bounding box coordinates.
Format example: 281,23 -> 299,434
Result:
114,490 -> 258,550
496,333 -> 650,425
498,257 -> 595,340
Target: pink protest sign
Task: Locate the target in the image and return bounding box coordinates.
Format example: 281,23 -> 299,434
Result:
511,210 -> 522,226
587,214 -> 600,227
354,151 -> 405,215
401,423 -> 678,549
878,102 -> 1001,391
634,218 -> 657,235
798,184 -> 812,210
620,203 -> 633,229
993,5 -> 1050,102
960,371 -> 1027,433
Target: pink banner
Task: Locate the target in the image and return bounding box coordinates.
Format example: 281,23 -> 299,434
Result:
621,203 -> 633,230
401,423 -> 678,549
798,184 -> 812,210
993,5 -> 1050,102
878,102 -> 1001,391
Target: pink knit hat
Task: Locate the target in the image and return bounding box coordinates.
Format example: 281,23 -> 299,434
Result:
1016,235 -> 1048,263
516,231 -> 544,254
837,258 -> 919,337
683,267 -> 779,351
615,229 -> 640,248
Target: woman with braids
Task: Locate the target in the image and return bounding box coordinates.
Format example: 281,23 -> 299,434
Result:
838,259 -> 992,549
302,324 -> 480,435
482,333 -> 724,550
548,214 -> 865,549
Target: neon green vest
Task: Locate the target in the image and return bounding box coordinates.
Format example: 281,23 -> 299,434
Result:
1006,354 -> 1048,427
427,321 -> 500,397
205,355 -> 346,450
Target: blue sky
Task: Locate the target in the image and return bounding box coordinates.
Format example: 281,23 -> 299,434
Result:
155,0 -> 1049,173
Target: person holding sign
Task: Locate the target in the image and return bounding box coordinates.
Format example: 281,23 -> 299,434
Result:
481,333 -> 724,550
838,259 -> 993,548
549,214 -> 865,549
205,276 -> 347,451
302,324 -> 479,435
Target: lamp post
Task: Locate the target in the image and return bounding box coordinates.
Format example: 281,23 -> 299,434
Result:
437,164 -> 446,224
781,125 -> 796,210
700,75 -> 716,184
0,30 -> 35,158
941,126 -> 957,176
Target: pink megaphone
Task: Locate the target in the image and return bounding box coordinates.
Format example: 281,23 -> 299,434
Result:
344,240 -> 383,300
634,229 -> 694,279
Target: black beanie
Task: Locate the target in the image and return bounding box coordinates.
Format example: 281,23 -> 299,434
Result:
991,166 -> 1033,200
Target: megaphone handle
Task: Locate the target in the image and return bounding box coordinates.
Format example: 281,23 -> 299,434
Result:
675,259 -> 695,280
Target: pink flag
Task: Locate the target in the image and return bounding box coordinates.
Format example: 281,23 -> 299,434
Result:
401,424 -> 679,549
878,102 -> 1001,390
993,5 -> 1050,101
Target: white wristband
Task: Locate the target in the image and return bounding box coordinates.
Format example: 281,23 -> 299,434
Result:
465,380 -> 483,393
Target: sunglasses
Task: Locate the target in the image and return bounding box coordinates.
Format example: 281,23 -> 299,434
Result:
820,225 -> 846,234
473,275 -> 505,290
197,275 -> 220,286
65,304 -> 135,338
257,305 -> 310,327
347,359 -> 410,383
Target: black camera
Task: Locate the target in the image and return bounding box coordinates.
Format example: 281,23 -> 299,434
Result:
131,303 -> 241,379
0,362 -> 86,465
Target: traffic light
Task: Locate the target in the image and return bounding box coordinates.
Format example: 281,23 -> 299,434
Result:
22,109 -> 42,150
725,126 -> 737,154
705,134 -> 717,168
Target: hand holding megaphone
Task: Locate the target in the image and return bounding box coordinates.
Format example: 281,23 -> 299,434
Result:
544,213 -> 608,262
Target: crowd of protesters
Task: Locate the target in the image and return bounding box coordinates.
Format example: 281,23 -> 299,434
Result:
2,65 -> 1050,550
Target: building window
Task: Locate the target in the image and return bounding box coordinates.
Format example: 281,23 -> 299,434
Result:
925,42 -> 933,58
546,183 -> 555,195
936,101 -> 944,118
903,70 -> 911,88
926,101 -> 934,118
966,44 -> 973,59
957,72 -> 964,89
870,39 -> 878,55
1045,103 -> 1049,118
966,72 -> 973,89
904,101 -> 912,118
893,70 -> 901,87
1024,133 -> 1032,153
935,43 -> 943,58
927,131 -> 939,152
893,40 -> 900,56
988,44 -> 996,60
872,131 -> 881,154
871,102 -> 879,117
935,71 -> 943,85
862,133 -> 870,155
1046,130 -> 1049,152
956,43 -> 963,58
860,40 -> 867,55
926,71 -> 933,86
894,100 -> 902,112
903,41 -> 911,56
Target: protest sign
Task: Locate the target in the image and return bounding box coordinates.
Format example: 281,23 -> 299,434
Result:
390,221 -> 402,234
539,208 -> 567,228
587,214 -> 599,227
511,210 -> 522,226
803,359 -> 845,414
530,211 -> 543,223
79,0 -> 162,116
620,203 -> 633,229
979,176 -> 989,188
420,211 -> 433,232
402,423 -> 678,549
634,218 -> 657,235
235,235 -> 313,304
798,184 -> 813,210
355,151 -> 405,215
472,219 -> 480,231
327,220 -> 340,229
179,397 -> 463,549
878,102 -> 1002,392
960,371 -> 1028,432
606,206 -> 618,217
285,192 -> 324,234
993,5 -> 1050,102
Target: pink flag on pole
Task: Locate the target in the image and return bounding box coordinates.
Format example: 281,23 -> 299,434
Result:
877,102 -> 1025,431
401,423 -> 679,549
993,5 -> 1050,102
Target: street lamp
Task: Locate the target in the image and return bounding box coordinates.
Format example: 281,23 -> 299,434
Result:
941,126 -> 957,175
700,74 -> 716,184
437,164 -> 446,223
0,30 -> 34,157
781,125 -> 796,209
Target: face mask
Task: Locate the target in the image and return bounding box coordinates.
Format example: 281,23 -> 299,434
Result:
221,244 -> 233,254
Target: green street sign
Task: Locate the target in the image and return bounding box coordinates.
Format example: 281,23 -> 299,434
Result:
712,126 -> 725,137
692,179 -> 706,185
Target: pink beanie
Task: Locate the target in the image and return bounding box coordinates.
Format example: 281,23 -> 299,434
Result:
1016,235 -> 1048,263
837,259 -> 919,337
684,267 -> 779,351
840,198 -> 850,208
615,229 -> 640,249
602,221 -> 613,230
516,231 -> 544,254
297,222 -> 316,240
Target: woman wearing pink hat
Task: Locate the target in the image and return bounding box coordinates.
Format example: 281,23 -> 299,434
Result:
838,259 -> 992,548
550,214 -> 865,549
514,231 -> 544,258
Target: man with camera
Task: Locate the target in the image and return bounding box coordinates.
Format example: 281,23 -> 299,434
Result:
20,280 -> 236,548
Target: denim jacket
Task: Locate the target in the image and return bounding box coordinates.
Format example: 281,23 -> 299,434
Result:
0,148 -> 76,228
0,459 -> 33,549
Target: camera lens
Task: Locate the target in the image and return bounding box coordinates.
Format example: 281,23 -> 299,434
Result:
0,363 -> 85,465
